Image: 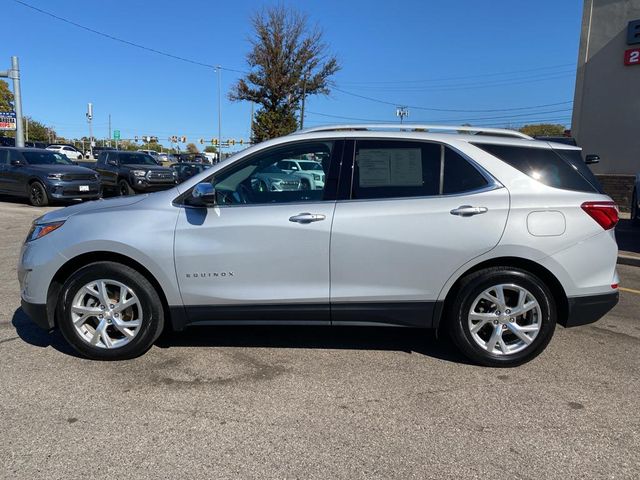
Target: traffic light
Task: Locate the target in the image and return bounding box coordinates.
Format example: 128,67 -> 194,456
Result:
229,139 -> 235,146
134,136 -> 139,142
212,138 -> 218,146
239,139 -> 244,145
199,138 -> 204,145
180,136 -> 186,143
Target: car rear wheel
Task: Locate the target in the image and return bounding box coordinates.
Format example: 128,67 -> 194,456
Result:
28,181 -> 49,207
448,267 -> 556,367
58,261 -> 164,360
118,179 -> 134,196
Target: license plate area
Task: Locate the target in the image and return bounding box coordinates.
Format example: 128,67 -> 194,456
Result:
79,185 -> 89,192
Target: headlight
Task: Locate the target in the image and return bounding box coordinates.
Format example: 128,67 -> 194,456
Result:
312,174 -> 321,181
131,170 -> 147,177
25,221 -> 65,242
172,170 -> 178,178
47,173 -> 64,180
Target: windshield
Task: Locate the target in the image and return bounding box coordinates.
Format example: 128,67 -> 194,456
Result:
23,151 -> 73,165
299,161 -> 323,171
119,153 -> 158,166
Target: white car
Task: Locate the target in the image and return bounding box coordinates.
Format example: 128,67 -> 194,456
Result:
46,145 -> 84,160
18,124 -> 619,366
277,159 -> 325,190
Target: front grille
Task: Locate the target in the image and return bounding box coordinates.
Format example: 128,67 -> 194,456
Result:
148,171 -> 174,182
62,173 -> 97,181
280,180 -> 300,190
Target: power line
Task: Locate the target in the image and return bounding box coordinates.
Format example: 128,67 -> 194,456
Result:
307,107 -> 573,124
332,86 -> 573,113
339,71 -> 575,93
337,63 -> 577,85
11,0 -> 246,74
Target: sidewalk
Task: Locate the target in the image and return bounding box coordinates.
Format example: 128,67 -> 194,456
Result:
616,216 -> 640,267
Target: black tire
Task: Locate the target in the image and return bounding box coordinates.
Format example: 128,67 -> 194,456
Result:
57,261 -> 165,360
28,181 -> 50,207
300,179 -> 311,190
448,267 -> 556,367
118,179 -> 135,196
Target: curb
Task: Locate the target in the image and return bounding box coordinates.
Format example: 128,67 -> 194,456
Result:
618,254 -> 640,267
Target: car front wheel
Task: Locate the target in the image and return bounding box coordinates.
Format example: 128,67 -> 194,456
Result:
28,181 -> 49,206
58,261 -> 165,360
118,179 -> 135,196
448,267 -> 556,367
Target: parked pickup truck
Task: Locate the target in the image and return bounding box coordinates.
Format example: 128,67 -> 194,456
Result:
94,150 -> 178,196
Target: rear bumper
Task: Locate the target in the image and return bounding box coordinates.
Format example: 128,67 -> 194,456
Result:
21,299 -> 53,330
562,291 -> 619,327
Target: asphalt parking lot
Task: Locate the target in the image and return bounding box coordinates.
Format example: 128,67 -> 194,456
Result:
0,198 -> 639,480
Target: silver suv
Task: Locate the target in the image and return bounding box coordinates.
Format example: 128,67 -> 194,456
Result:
18,124 -> 620,366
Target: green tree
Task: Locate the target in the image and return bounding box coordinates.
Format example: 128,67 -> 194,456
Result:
0,80 -> 14,111
229,5 -> 340,142
186,142 -> 199,154
25,117 -> 55,142
204,145 -> 218,153
519,124 -> 566,137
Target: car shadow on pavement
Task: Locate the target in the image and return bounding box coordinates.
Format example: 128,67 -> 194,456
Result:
11,307 -> 471,364
155,325 -> 472,364
11,308 -> 81,358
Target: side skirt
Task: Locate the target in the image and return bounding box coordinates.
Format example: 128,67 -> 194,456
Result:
169,302 -> 441,331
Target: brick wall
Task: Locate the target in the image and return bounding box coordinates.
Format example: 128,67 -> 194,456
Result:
595,174 -> 635,212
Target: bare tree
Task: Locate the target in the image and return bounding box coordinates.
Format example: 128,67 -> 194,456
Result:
230,6 -> 340,142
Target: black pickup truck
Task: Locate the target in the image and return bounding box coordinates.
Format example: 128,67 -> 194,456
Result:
94,150 -> 177,196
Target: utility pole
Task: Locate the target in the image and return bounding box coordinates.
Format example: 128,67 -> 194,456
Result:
108,114 -> 112,147
249,102 -> 254,142
396,106 -> 409,124
24,117 -> 28,142
217,66 -> 222,162
0,56 -> 25,147
300,71 -> 309,130
86,103 -> 94,158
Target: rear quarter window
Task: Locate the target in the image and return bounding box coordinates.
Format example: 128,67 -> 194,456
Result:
472,143 -> 599,193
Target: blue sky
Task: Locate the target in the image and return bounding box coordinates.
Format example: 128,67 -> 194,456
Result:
4,0 -> 582,149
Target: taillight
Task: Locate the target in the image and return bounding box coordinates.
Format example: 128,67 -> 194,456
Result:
581,201 -> 619,230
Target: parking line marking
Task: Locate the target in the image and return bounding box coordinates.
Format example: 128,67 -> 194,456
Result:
619,287 -> 640,295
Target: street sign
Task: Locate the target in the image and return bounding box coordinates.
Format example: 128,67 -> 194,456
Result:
624,48 -> 640,66
0,111 -> 16,131
113,130 -> 121,140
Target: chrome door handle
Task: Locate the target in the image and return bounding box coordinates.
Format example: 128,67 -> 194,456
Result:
450,205 -> 488,217
289,213 -> 326,224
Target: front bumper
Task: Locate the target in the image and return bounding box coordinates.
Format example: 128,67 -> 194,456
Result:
562,291 -> 619,327
21,299 -> 53,330
131,178 -> 177,192
46,180 -> 101,200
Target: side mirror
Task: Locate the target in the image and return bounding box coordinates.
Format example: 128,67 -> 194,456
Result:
585,154 -> 600,164
191,182 -> 216,206
10,159 -> 25,166
107,159 -> 118,166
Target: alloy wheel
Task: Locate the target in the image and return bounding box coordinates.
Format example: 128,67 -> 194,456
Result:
30,184 -> 45,206
70,279 -> 143,349
467,283 -> 542,356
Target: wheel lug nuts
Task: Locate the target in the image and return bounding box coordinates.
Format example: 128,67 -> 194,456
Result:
100,305 -> 105,310
114,313 -> 119,317
510,318 -> 515,322
109,304 -> 114,309
505,309 -> 511,314
495,311 -> 501,316
493,320 -> 499,325
99,314 -> 103,318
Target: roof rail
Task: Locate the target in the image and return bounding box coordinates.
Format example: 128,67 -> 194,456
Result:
293,123 -> 533,140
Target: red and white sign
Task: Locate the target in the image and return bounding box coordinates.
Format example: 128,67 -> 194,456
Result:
624,47 -> 640,66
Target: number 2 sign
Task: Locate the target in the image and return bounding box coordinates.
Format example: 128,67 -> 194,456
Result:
624,48 -> 640,66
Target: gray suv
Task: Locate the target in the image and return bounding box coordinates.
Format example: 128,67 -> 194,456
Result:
0,147 -> 101,206
18,125 -> 619,366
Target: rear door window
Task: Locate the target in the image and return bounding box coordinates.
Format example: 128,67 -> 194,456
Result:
472,143 -> 599,193
351,140 -> 488,200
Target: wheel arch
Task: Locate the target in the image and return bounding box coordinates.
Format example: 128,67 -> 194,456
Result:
47,251 -> 172,330
434,256 -> 568,331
